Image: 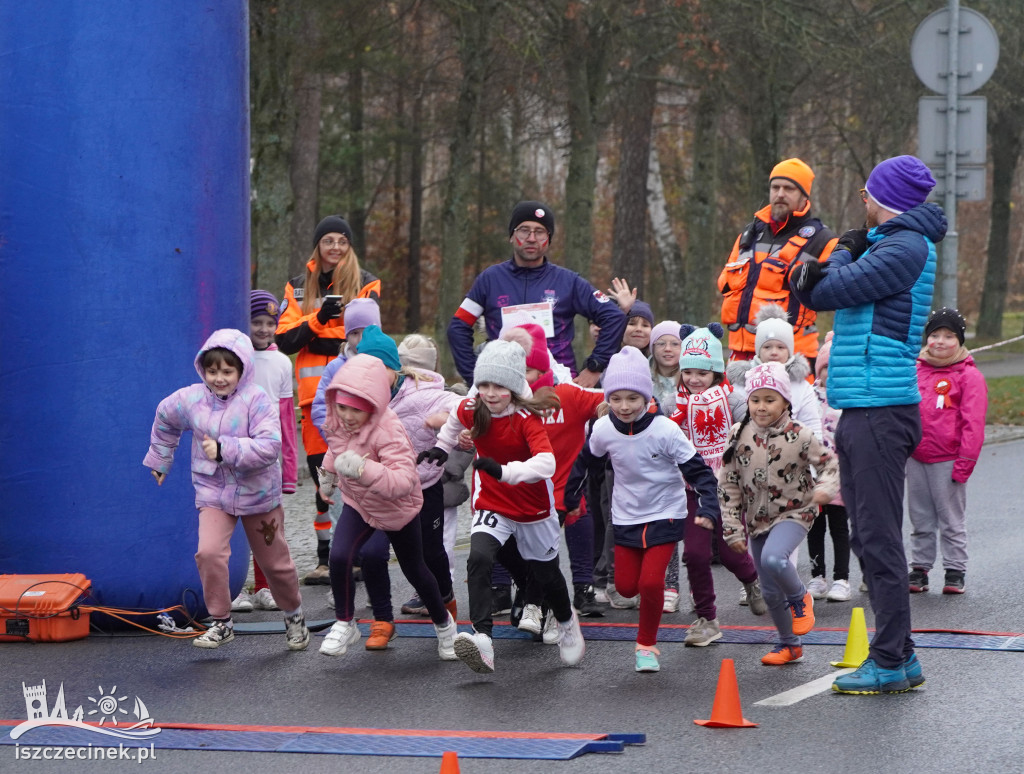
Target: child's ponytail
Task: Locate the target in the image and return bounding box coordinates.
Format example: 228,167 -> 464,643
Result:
721,414 -> 751,465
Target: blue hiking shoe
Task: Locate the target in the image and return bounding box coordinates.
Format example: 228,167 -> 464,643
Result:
903,653 -> 925,688
833,658 -> 911,694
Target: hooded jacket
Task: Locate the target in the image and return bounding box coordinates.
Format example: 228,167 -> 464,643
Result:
793,203 -> 947,408
144,329 -> 282,515
389,369 -> 463,488
321,354 -> 423,530
912,351 -> 987,482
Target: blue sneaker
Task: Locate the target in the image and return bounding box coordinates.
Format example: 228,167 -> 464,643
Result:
833,658 -> 911,694
635,646 -> 661,672
903,653 -> 925,688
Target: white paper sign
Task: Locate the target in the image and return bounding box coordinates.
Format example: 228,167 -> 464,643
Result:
501,301 -> 555,338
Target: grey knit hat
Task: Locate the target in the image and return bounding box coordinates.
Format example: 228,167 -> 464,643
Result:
602,346 -> 653,403
474,339 -> 531,398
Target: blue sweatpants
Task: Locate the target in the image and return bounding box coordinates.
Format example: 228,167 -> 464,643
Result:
836,404 -> 921,670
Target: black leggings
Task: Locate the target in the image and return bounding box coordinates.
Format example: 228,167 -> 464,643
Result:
807,504 -> 851,581
467,531 -> 571,637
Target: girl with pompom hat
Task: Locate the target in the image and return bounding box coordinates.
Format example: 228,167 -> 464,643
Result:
669,323 -> 767,647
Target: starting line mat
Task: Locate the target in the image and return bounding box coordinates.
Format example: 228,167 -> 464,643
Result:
232,619 -> 1024,652
0,721 -> 644,760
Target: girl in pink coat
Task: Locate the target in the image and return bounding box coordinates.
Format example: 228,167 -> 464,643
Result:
316,353 -> 458,660
144,329 -> 307,651
907,308 -> 988,595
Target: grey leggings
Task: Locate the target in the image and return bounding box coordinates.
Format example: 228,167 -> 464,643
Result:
749,521 -> 808,647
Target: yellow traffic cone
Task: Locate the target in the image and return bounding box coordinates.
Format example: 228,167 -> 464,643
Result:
831,606 -> 869,668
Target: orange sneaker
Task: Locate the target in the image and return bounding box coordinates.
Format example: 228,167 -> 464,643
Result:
790,592 -> 815,636
761,644 -> 803,665
365,620 -> 396,650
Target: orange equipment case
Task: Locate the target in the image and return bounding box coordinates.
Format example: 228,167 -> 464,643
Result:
0,573 -> 92,642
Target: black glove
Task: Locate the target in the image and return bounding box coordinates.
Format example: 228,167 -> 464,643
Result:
316,297 -> 344,324
790,259 -> 823,294
417,447 -> 449,466
837,227 -> 869,259
472,457 -> 503,480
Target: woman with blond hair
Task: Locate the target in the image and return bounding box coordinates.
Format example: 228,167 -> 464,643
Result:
276,215 -> 381,584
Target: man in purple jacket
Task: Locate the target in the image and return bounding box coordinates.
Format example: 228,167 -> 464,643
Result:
447,201 -> 626,388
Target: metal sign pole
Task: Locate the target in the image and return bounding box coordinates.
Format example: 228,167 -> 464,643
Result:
942,0 -> 960,310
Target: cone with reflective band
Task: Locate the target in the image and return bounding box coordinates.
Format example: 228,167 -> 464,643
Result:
831,606 -> 869,668
694,658 -> 758,728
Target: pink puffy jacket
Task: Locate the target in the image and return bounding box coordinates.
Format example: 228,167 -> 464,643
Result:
322,354 -> 423,530
912,354 -> 988,483
144,329 -> 282,515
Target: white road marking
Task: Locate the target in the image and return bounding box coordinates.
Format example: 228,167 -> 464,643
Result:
753,670 -> 854,706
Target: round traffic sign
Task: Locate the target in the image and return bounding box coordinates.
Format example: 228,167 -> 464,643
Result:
911,7 -> 999,95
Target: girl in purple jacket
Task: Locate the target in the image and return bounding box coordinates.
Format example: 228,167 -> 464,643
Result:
144,329 -> 308,651
907,308 -> 988,595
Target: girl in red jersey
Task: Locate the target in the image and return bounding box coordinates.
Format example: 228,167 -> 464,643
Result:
419,339 -> 585,674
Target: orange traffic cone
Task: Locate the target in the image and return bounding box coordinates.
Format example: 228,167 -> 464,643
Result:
831,606 -> 869,668
694,658 -> 758,728
439,750 -> 460,773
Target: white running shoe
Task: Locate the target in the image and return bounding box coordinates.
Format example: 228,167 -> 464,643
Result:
230,590 -> 253,613
542,612 -> 560,645
252,588 -> 279,611
593,587 -> 610,604
435,614 -> 458,661
556,613 -> 585,666
284,613 -> 310,651
320,620 -> 360,656
827,579 -> 852,602
738,584 -> 749,606
663,589 -> 680,613
453,631 -> 495,673
518,604 -> 543,635
807,576 -> 829,600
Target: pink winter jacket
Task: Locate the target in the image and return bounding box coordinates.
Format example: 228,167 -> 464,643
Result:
322,354 -> 423,530
912,352 -> 988,483
390,369 -> 462,488
144,329 -> 282,515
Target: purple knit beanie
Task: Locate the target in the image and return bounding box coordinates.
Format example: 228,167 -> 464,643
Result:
250,289 -> 281,322
864,155 -> 936,214
603,346 -> 653,403
343,298 -> 381,333
627,300 -> 655,326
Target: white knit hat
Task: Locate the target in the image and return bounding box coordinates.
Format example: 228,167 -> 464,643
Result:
754,304 -> 794,356
474,339 -> 532,398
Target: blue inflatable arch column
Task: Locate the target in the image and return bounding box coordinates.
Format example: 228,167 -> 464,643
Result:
0,2 -> 251,615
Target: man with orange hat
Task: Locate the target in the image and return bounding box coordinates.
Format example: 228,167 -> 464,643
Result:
718,158 -> 838,366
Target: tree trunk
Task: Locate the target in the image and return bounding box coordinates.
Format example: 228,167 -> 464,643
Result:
684,88 -> 721,324
611,58 -> 658,299
346,60 -> 367,256
647,147 -> 686,317
289,66 -> 322,279
434,1 -> 494,378
249,3 -> 296,294
977,104 -> 1024,339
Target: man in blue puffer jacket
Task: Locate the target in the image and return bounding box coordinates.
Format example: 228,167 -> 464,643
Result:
790,155 -> 946,696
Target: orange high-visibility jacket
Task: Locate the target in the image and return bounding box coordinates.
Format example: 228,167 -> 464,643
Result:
275,262 -> 381,408
718,204 -> 837,359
